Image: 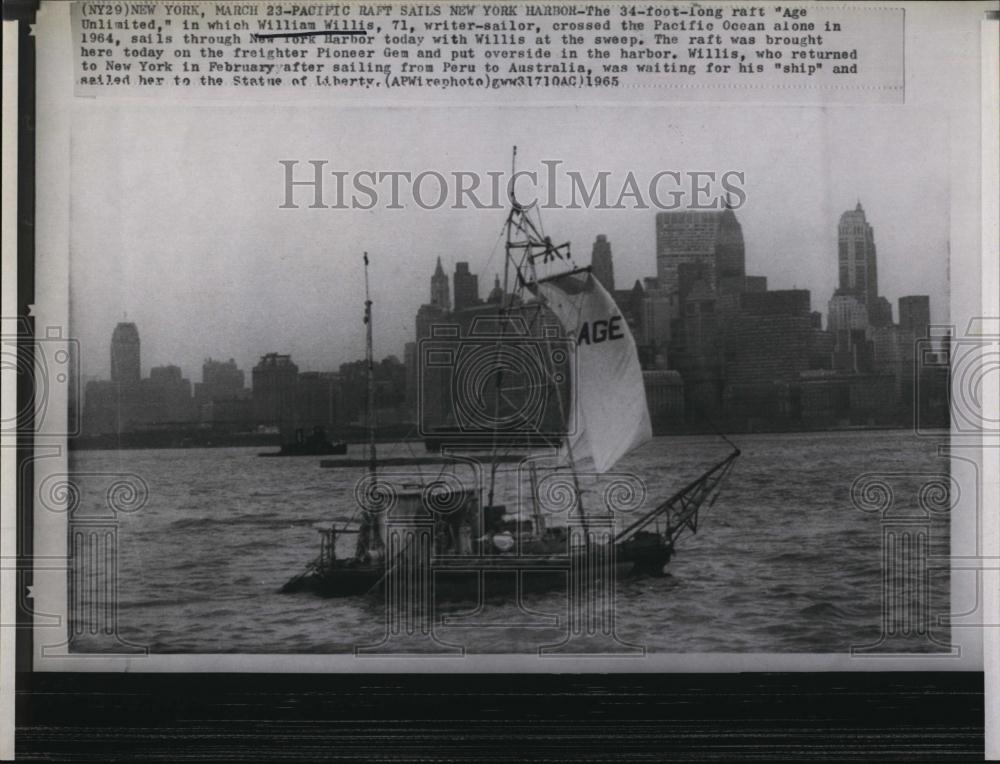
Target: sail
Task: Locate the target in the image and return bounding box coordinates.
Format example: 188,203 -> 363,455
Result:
534,270 -> 652,473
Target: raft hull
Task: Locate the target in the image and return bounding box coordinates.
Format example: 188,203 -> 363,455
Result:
281,538 -> 672,601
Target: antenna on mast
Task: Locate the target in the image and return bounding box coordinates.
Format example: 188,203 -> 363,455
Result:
509,145 -> 521,210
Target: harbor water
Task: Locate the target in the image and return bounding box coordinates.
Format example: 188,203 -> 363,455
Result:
67,429 -> 952,654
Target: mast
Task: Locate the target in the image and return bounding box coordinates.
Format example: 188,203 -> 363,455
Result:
499,146 -> 589,539
364,251 -> 376,475
353,252 -> 384,563
527,247 -> 590,541
486,146 -> 518,509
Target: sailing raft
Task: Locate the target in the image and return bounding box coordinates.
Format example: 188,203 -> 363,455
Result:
281,152 -> 739,601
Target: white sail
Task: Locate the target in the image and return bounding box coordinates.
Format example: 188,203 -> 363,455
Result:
535,270 -> 652,473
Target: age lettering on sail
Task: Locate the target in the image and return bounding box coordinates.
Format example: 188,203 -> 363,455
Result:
576,315 -> 625,345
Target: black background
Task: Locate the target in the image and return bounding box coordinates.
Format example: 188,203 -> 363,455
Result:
15,672 -> 986,760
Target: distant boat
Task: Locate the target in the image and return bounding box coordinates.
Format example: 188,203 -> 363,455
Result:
281,151 -> 739,601
259,426 -> 348,457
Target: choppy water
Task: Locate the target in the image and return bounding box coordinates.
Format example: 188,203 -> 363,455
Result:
68,430 -> 951,654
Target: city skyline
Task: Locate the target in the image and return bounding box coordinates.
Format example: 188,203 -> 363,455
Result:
77,198 -> 945,386
69,105 -> 950,381
75,193 -> 947,442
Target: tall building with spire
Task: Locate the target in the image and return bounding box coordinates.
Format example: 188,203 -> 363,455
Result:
591,234 -> 615,292
837,201 -> 880,319
110,322 -> 141,387
430,257 -> 450,310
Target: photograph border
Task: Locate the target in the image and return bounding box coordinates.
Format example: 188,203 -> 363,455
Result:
4,0 -> 997,757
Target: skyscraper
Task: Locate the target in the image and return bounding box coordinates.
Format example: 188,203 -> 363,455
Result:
899,295 -> 931,337
145,365 -> 193,422
415,302 -> 448,341
196,358 -> 246,404
655,207 -> 745,298
827,291 -> 872,372
827,291 -> 869,336
453,261 -> 480,312
430,257 -> 450,310
403,341 -> 418,417
837,201 -> 879,318
110,322 -> 141,387
252,353 -> 299,432
296,371 -> 341,430
721,290 -> 817,385
639,289 -> 673,352
591,234 -> 614,292
869,296 -> 893,328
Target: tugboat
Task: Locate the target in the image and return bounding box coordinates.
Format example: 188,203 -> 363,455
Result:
281,153 -> 739,601
259,426 -> 348,457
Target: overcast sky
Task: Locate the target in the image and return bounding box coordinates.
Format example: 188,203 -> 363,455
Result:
70,102 -> 950,382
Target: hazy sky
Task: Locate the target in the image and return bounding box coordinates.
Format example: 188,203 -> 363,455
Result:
70,102 -> 950,382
